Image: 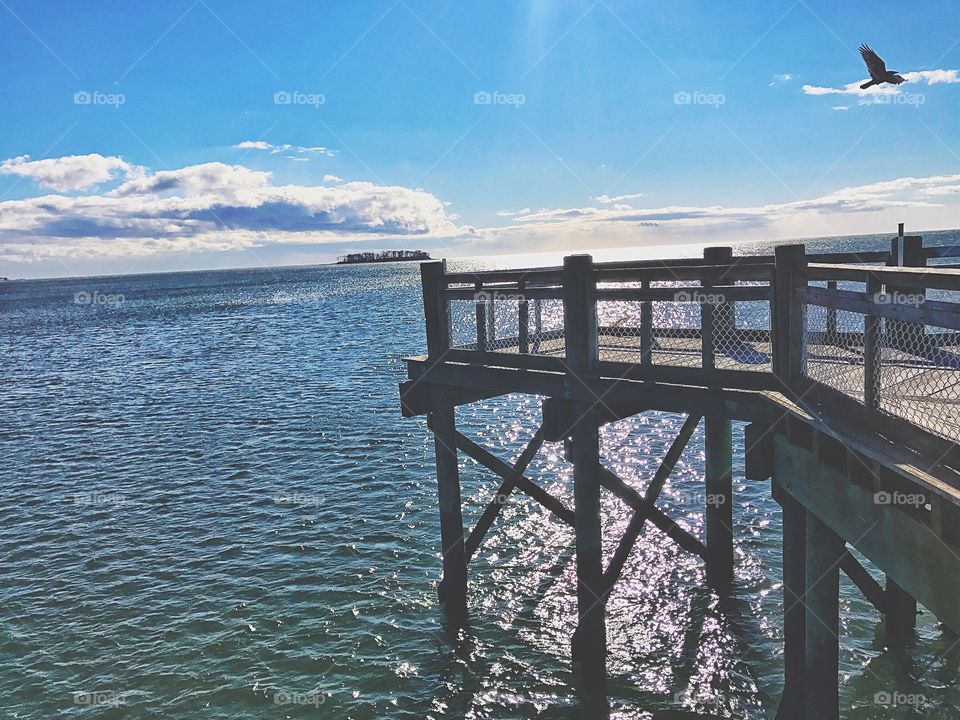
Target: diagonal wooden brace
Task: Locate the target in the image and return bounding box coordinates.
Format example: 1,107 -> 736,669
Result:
603,414 -> 703,592
598,465 -> 707,562
454,431 -> 576,527
463,426 -> 546,562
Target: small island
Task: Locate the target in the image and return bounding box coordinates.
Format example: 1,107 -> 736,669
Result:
336,250 -> 431,265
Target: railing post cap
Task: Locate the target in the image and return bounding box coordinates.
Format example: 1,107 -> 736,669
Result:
564,254 -> 594,266
703,246 -> 733,261
775,244 -> 806,260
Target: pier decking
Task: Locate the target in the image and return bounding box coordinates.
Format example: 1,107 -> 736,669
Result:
399,228 -> 960,719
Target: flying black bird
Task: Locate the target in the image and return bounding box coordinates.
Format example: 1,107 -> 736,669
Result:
859,45 -> 906,89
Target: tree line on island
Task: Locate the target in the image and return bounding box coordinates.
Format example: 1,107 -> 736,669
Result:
336,250 -> 431,264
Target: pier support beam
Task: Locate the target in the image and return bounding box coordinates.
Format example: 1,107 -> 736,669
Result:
562,253 -> 606,694
780,489 -> 806,720
705,416 -> 733,594
885,577 -> 917,642
703,247 -> 735,596
570,414 -> 607,694
803,511 -> 843,720
430,386 -> 468,626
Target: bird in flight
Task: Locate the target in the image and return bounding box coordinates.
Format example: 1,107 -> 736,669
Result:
859,45 -> 906,89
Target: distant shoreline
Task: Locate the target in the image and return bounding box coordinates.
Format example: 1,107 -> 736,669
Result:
336,250 -> 431,265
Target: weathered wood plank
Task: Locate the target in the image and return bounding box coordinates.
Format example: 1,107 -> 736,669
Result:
798,285 -> 960,332
406,358 -> 772,421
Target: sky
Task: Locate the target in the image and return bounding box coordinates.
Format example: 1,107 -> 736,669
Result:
1,0 -> 959,278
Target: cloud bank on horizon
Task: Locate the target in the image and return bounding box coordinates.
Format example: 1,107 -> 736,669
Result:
0,149 -> 470,265
3,147 -> 960,266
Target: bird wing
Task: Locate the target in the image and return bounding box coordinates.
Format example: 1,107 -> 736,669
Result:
859,44 -> 887,79
889,74 -> 907,85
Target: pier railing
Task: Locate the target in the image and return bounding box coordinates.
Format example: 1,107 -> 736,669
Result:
799,261 -> 960,448
421,236 -> 960,463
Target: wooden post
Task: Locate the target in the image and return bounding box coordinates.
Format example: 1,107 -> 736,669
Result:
705,415 -> 733,594
885,577 -> 917,642
825,281 -> 837,343
487,289 -> 497,349
562,254 -> 606,694
533,299 -> 543,354
703,247 -> 734,595
704,246 -> 735,361
888,230 -> 926,353
430,385 -> 468,626
475,282 -> 488,352
804,511 -> 843,720
421,261 -> 450,359
518,280 -> 529,354
773,245 -> 808,393
864,274 -> 881,411
780,490 -> 807,720
640,279 -> 653,366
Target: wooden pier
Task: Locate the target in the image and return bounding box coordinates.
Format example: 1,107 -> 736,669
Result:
399,227 -> 960,718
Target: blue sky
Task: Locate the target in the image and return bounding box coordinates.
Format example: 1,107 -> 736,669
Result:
1,0 -> 958,277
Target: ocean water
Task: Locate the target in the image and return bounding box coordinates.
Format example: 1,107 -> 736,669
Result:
2,231 -> 960,719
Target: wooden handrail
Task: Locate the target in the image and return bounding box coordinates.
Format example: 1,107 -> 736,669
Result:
808,263 -> 960,291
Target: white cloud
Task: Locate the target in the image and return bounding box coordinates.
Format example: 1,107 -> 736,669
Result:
918,185 -> 960,197
323,174 -> 343,182
0,154 -> 138,192
462,173 -> 960,256
0,157 -> 469,263
235,140 -> 272,151
832,105 -> 849,111
769,73 -> 793,86
803,68 -> 960,96
109,162 -> 271,197
908,69 -> 960,84
233,141 -> 335,157
596,193 -> 646,204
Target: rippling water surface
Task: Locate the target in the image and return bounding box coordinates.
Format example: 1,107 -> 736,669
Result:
2,233 -> 960,719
